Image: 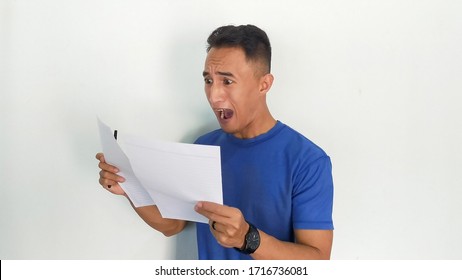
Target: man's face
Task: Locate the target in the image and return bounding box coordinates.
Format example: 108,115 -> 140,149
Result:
203,47 -> 268,139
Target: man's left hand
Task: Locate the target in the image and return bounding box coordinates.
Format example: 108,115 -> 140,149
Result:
195,201 -> 249,249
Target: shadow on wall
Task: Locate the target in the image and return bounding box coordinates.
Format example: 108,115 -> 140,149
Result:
174,222 -> 198,259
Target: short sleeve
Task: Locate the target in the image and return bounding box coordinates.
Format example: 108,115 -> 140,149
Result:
292,156 -> 334,230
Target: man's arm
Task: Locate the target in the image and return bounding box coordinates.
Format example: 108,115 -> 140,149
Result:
128,203 -> 187,237
195,201 -> 333,259
251,229 -> 333,260
96,152 -> 186,237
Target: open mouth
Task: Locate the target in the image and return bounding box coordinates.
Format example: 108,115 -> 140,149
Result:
215,108 -> 234,120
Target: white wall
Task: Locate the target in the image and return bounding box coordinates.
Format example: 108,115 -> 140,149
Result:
1,0 -> 461,259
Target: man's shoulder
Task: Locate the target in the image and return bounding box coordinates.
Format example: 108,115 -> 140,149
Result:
278,122 -> 329,160
194,128 -> 224,145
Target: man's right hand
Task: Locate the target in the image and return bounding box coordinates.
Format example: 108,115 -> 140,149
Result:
96,152 -> 126,196
95,152 -> 187,236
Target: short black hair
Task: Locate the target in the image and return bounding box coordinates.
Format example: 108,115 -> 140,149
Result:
206,24 -> 272,73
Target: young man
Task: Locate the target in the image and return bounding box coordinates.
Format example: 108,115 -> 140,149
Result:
96,25 -> 334,260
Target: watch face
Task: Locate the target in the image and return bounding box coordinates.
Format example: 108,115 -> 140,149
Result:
235,223 -> 260,254
246,229 -> 260,250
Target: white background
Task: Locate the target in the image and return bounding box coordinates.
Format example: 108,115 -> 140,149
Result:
1,0 -> 461,259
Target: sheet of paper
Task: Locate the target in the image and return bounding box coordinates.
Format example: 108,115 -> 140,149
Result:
120,133 -> 223,224
97,118 -> 155,207
97,118 -> 223,223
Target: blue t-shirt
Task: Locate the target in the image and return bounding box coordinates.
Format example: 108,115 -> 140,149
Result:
194,121 -> 334,260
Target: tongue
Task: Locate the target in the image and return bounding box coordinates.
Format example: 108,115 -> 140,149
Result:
223,109 -> 233,119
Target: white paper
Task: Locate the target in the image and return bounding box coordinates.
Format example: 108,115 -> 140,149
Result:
120,133 -> 223,224
97,118 -> 155,207
97,118 -> 223,223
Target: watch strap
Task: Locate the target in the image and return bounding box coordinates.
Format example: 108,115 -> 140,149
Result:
234,221 -> 260,255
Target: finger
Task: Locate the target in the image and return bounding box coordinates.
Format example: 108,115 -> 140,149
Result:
99,170 -> 125,183
210,220 -> 225,233
196,201 -> 233,218
98,177 -> 126,195
98,161 -> 119,173
96,153 -> 119,173
100,182 -> 124,195
95,152 -> 105,162
196,205 -> 214,220
207,219 -> 244,249
99,177 -> 120,188
195,203 -> 232,225
209,220 -> 216,230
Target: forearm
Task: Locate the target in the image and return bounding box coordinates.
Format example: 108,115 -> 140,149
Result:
96,154 -> 186,236
251,230 -> 332,260
126,196 -> 186,237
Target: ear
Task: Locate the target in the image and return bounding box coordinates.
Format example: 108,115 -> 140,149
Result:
259,73 -> 274,96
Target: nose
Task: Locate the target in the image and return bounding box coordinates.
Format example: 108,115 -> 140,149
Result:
207,83 -> 225,105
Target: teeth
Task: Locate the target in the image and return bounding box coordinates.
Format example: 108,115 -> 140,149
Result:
215,109 -> 224,119
215,108 -> 232,119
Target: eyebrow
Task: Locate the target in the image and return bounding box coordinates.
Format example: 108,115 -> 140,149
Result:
202,71 -> 235,78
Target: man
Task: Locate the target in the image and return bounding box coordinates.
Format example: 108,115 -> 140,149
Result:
96,24 -> 334,260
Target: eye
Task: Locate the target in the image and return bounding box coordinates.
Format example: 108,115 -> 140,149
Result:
223,79 -> 233,85
204,77 -> 213,84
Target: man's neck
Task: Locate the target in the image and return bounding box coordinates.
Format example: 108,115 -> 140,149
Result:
233,113 -> 277,139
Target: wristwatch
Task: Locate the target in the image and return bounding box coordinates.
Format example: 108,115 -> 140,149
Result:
235,221 -> 260,254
